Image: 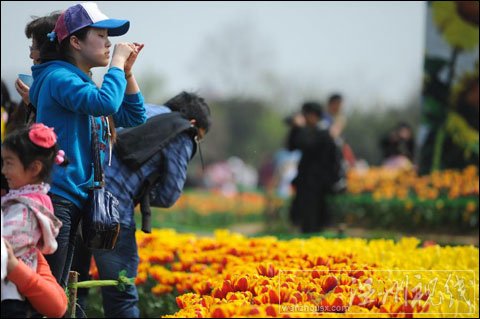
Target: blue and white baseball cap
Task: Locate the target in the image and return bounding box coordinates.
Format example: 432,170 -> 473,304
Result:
52,2 -> 129,43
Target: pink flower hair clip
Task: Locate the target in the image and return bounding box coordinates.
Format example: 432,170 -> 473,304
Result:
29,123 -> 57,148
55,150 -> 65,165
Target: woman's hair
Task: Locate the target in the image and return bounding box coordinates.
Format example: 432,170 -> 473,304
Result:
1,79 -> 14,113
25,12 -> 61,47
2,124 -> 67,182
1,79 -> 23,136
164,91 -> 212,132
40,27 -> 90,64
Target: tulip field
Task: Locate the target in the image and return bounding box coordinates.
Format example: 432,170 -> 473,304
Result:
84,165 -> 478,317
88,229 -> 479,318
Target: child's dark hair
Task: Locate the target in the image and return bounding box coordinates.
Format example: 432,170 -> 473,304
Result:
2,125 -> 68,182
164,91 -> 212,132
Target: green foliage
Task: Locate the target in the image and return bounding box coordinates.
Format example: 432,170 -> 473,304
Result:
83,287 -> 104,318
84,277 -> 179,318
201,97 -> 287,167
136,70 -> 168,104
137,278 -> 179,318
432,1 -> 479,51
145,207 -> 266,231
328,194 -> 479,233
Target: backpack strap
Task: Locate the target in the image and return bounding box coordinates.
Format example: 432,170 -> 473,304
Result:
133,157 -> 165,233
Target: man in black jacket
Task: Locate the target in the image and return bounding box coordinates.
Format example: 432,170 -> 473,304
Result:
287,101 -> 338,233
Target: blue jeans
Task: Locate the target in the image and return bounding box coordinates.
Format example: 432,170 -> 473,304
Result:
72,225 -> 140,318
45,193 -> 83,287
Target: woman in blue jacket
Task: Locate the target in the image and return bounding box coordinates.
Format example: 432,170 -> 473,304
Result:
29,2 -> 146,287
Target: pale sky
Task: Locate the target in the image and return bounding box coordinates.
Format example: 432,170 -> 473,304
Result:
1,1 -> 426,111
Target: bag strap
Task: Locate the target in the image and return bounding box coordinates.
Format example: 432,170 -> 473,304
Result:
90,116 -> 104,188
136,164 -> 165,234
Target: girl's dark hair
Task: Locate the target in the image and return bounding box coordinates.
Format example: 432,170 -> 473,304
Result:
2,125 -> 68,182
40,27 -> 90,64
164,91 -> 212,132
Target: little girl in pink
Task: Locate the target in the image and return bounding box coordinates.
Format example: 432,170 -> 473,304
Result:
1,123 -> 65,305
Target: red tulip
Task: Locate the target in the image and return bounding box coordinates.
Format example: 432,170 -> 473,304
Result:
269,289 -> 280,304
211,308 -> 226,318
235,277 -> 249,292
249,307 -> 260,315
322,276 -> 338,293
176,297 -> 185,309
265,305 -> 277,317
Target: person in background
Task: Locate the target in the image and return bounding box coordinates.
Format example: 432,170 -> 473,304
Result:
287,101 -> 338,233
380,121 -> 415,169
2,79 -> 17,196
2,79 -> 19,141
2,14 -> 61,197
15,11 -> 61,125
323,93 -> 346,140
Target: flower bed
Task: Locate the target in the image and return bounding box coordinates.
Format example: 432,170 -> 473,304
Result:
138,166 -> 479,232
90,229 -> 479,318
329,166 -> 479,232
141,190 -> 268,230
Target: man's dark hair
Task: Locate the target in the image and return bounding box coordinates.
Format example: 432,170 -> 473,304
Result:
25,12 -> 61,47
164,91 -> 212,132
301,101 -> 323,117
395,121 -> 412,131
328,93 -> 343,105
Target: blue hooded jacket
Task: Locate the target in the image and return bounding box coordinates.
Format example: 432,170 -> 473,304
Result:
105,104 -> 194,228
29,60 -> 146,209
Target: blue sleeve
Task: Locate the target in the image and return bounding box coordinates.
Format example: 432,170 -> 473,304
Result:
150,134 -> 193,207
112,92 -> 147,128
51,67 -> 127,116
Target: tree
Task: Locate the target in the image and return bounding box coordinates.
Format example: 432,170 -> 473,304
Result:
197,97 -> 286,168
190,18 -> 275,99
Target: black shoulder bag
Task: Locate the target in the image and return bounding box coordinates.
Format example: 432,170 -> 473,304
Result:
82,117 -> 120,250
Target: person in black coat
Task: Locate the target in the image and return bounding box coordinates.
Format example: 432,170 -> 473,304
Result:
287,101 -> 338,233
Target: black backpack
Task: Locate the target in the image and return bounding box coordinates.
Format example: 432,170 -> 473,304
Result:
115,112 -> 197,232
115,112 -> 196,170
